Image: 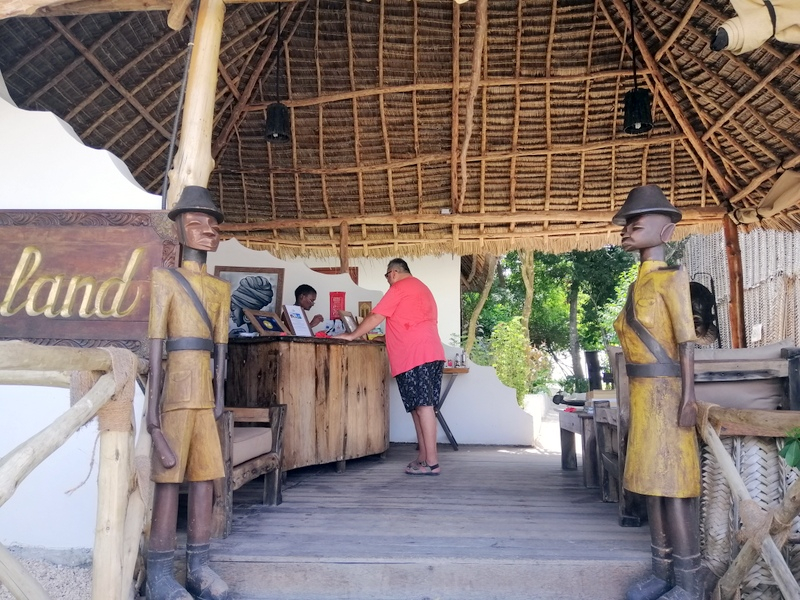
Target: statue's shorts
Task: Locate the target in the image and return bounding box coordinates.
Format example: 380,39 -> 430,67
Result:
152,408 -> 225,483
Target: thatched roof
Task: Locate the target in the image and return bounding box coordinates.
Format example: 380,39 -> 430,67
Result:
1,0 -> 797,258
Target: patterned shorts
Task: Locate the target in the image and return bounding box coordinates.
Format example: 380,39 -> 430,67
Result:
396,360 -> 445,413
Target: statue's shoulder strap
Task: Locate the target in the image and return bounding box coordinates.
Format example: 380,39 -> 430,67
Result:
624,282 -> 675,364
167,269 -> 213,336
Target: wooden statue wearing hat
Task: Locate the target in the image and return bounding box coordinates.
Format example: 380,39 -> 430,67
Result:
146,186 -> 231,600
612,185 -> 707,600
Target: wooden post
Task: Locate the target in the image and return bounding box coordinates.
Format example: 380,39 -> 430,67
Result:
339,220 -> 349,274
166,0 -> 226,207
723,215 -> 746,348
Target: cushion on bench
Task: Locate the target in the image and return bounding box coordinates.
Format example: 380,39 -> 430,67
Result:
231,427 -> 273,466
694,339 -> 793,410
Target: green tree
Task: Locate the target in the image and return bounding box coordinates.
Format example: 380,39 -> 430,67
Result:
490,317 -> 534,406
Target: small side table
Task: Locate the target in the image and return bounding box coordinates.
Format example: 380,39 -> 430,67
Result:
558,410 -> 599,488
436,367 -> 468,451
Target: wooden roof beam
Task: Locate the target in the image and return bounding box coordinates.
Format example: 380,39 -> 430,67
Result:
219,205 -> 725,232
211,0 -> 304,159
455,0 -> 487,214
6,0 -> 294,19
449,2 -> 460,214
47,17 -> 171,140
652,0 -> 702,61
603,0 -> 733,198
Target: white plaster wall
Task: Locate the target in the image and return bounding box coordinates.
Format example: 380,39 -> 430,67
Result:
211,243 -> 533,447
0,86 -> 159,549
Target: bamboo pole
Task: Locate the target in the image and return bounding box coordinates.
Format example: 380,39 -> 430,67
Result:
0,341 -> 146,374
0,543 -> 48,600
0,373 -> 116,508
0,370 -> 71,387
166,0 -> 226,206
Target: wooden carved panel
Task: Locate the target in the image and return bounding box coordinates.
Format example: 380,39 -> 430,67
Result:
0,211 -> 179,355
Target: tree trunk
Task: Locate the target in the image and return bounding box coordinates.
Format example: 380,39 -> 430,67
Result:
568,282 -> 584,380
519,249 -> 534,341
465,254 -> 497,357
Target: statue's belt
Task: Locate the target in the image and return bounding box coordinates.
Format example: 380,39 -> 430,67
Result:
624,282 -> 680,379
626,362 -> 681,378
166,337 -> 214,353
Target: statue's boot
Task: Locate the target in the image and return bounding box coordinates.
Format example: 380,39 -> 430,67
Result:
656,553 -> 704,600
626,544 -> 673,600
186,543 -> 230,600
146,550 -> 193,600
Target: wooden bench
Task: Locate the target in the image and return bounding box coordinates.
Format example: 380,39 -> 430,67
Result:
212,404 -> 286,539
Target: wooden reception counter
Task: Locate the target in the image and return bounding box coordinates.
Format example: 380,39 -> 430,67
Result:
225,336 -> 390,471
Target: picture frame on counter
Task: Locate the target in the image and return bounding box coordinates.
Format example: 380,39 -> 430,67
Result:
243,309 -> 288,336
339,310 -> 358,334
215,265 -> 284,336
358,301 -> 372,320
282,304 -> 314,337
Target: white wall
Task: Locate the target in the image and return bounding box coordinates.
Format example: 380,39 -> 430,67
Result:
0,85 -> 159,549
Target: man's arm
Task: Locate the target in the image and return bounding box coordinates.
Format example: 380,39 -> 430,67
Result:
336,311 -> 385,341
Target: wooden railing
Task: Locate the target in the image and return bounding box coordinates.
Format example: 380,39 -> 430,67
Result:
0,340 -> 151,600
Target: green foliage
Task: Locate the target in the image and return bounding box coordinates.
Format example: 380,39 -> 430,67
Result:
558,376 -> 589,394
490,317 -> 535,406
780,427 -> 800,468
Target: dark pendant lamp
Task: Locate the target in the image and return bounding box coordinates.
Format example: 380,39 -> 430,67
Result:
265,3 -> 290,142
622,0 -> 653,135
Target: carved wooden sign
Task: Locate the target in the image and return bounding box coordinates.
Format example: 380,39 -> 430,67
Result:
0,211 -> 179,354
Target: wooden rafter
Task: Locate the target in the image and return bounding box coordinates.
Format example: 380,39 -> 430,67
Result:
218,205 -> 725,232
47,17 -> 171,140
604,0 -> 733,198
455,0 -> 487,214
211,1 -> 302,159
449,1 -> 460,213
5,0 -> 294,19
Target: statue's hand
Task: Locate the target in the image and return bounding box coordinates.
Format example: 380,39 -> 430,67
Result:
678,400 -> 698,428
150,427 -> 177,469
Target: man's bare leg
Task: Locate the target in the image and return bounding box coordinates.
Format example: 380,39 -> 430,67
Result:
410,410 -> 426,464
415,405 -> 439,472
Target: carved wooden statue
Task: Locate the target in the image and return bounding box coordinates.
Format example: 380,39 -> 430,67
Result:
146,186 -> 231,600
612,185 -> 707,600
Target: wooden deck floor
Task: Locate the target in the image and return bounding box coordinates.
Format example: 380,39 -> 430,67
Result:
209,443 -> 651,600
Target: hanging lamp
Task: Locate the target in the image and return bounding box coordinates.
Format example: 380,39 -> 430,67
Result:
622,0 -> 653,135
265,3 -> 290,142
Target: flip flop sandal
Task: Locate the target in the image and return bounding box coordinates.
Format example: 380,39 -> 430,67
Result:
405,462 -> 441,476
406,459 -> 426,470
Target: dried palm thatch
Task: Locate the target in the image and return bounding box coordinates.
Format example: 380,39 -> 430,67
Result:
0,0 -> 798,258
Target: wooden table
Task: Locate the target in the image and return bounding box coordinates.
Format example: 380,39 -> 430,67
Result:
436,366 -> 468,451
558,409 -> 599,488
225,336 -> 389,471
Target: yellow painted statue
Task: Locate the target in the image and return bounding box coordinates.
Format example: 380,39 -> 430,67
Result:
146,186 -> 231,600
612,185 -> 708,600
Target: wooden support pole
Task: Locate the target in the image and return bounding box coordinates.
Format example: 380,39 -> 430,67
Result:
0,543 -> 48,600
0,370 -> 71,387
93,425 -> 133,600
166,0 -> 226,207
723,215 -> 746,348
0,340 -> 146,374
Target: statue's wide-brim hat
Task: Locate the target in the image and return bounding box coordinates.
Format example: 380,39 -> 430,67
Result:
168,185 -> 225,224
612,184 -> 682,226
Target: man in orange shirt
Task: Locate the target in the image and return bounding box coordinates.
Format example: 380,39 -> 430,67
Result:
338,258 -> 445,475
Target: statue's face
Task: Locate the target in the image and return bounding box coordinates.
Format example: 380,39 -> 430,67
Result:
619,213 -> 673,252
178,211 -> 220,252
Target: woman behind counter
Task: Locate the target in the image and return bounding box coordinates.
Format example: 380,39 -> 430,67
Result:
295,284 -> 325,329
